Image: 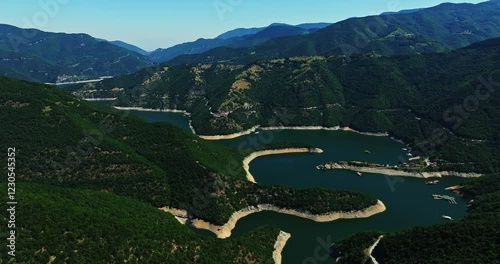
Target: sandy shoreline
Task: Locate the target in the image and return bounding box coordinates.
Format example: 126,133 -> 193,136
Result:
190,201 -> 386,239
198,125 -> 389,140
159,207 -> 189,225
83,98 -> 117,101
114,106 -> 190,114
273,231 -> 291,264
45,77 -> 111,86
319,163 -> 483,178
260,126 -> 389,137
198,126 -> 260,140
112,107 -> 392,140
161,205 -> 295,264
114,106 -> 197,134
243,148 -> 324,183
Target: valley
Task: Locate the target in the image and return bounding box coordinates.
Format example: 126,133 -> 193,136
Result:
110,108 -> 478,262
1,1 -> 500,263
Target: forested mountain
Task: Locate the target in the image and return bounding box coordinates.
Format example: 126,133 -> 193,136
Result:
95,38 -> 150,55
3,1 -> 499,263
169,0 -> 500,65
333,174 -> 500,264
109,40 -> 150,56
0,24 -> 154,83
72,37 -> 500,174
215,23 -> 331,39
149,23 -> 331,63
0,75 -> 379,262
0,183 -> 280,263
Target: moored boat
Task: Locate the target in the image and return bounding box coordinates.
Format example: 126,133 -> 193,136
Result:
442,215 -> 453,220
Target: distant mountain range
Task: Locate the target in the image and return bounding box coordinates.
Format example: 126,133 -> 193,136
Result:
3,1 -> 500,263
169,0 -> 500,65
2,1 -> 500,83
149,23 -> 332,63
0,22 -> 333,82
0,24 -> 154,83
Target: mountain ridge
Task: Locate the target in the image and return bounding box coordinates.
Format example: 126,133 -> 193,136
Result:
95,38 -> 150,55
149,22 -> 331,63
168,0 -> 500,65
0,24 -> 154,83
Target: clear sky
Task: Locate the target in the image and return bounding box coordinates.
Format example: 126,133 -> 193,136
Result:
0,0 -> 486,51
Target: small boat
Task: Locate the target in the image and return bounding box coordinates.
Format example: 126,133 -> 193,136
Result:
425,180 -> 440,185
432,194 -> 442,200
442,215 -> 453,220
402,148 -> 408,151
364,150 -> 371,154
255,131 -> 260,134
356,171 -> 363,177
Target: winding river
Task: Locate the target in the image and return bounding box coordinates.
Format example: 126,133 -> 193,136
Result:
112,107 -> 469,263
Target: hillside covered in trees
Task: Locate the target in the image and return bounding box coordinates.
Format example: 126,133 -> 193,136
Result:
0,24 -> 154,83
72,37 -> 500,174
0,76 -> 380,262
168,0 -> 500,65
0,183 -> 279,263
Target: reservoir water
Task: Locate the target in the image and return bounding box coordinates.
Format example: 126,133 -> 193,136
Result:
119,108 -> 470,263
93,101 -> 192,131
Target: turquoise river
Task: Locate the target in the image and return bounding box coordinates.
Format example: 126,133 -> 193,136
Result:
109,105 -> 470,264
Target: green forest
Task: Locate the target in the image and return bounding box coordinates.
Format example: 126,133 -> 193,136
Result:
0,24 -> 153,83
168,0 -> 500,65
73,37 -> 500,174
0,183 -> 279,264
0,76 -> 379,262
66,37 -> 500,263
2,1 -> 500,263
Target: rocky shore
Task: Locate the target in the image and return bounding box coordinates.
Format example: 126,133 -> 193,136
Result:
189,201 -> 386,239
273,231 -> 292,264
260,126 -> 389,137
113,106 -> 190,114
198,126 -> 260,140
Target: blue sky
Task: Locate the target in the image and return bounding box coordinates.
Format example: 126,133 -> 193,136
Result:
0,0 -> 486,51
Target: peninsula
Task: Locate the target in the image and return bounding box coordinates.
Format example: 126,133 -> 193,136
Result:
317,161 -> 483,178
